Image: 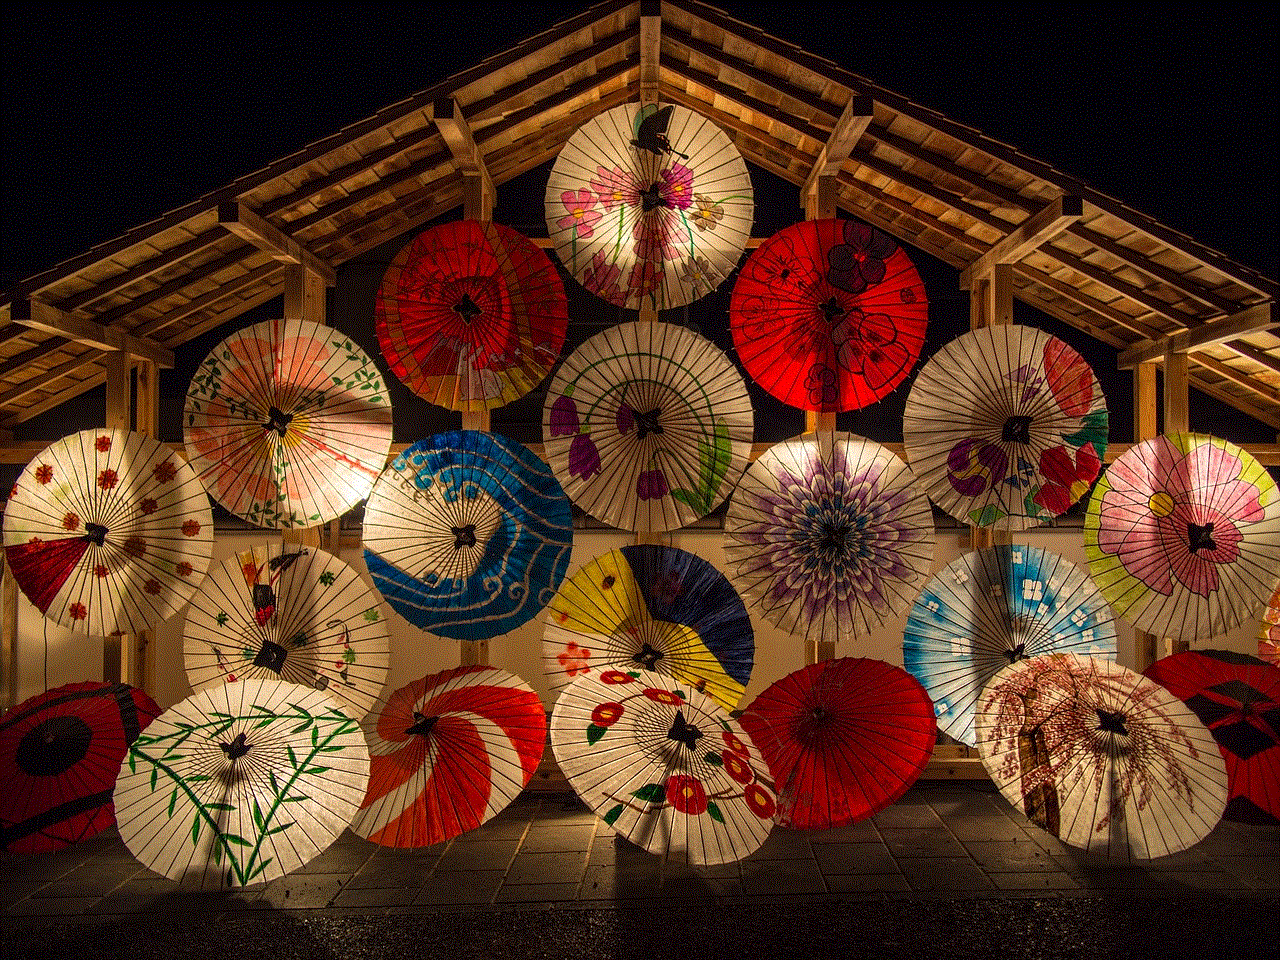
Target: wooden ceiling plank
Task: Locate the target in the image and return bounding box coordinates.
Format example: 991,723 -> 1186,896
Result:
1225,339 -> 1280,377
1,368 -> 110,427
1190,350 -> 1280,404
164,276 -> 290,348
95,247 -> 259,327
56,228 -> 228,314
675,60 -> 829,145
10,299 -> 173,367
1015,264 -> 1164,339
0,353 -> 99,410
217,202 -> 337,286
863,125 -> 1033,212
959,195 -> 1084,289
0,337 -> 73,381
1046,246 -> 1201,330
288,151 -> 453,234
1118,301 -> 1279,367
801,95 -> 873,207
849,147 -> 1009,232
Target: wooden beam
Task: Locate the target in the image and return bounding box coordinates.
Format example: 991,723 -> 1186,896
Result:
800,95 -> 873,209
959,196 -> 1083,289
1,550 -> 17,709
10,298 -> 173,367
0,354 -> 98,410
56,228 -> 227,313
282,265 -> 327,325
1117,301 -> 1279,368
131,262 -> 285,340
218,202 -> 337,286
1163,348 -> 1190,434
431,96 -> 495,218
95,246 -> 258,327
639,0 -> 661,103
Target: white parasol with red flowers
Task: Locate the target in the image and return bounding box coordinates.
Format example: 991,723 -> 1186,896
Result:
550,667 -> 775,866
546,103 -> 753,310
3,429 -> 213,637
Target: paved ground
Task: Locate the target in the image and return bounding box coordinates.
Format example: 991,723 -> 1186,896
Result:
3,782 -> 1276,959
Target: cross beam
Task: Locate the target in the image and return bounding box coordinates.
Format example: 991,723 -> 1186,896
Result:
9,299 -> 174,367
431,96 -> 495,219
217,202 -> 337,285
800,94 -> 874,212
959,195 -> 1083,289
1117,301 -> 1279,368
639,0 -> 661,104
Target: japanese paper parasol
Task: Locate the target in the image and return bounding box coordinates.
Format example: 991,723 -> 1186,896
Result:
544,545 -> 754,712
724,432 -> 935,646
546,102 -> 752,310
1084,432 -> 1280,643
351,665 -> 546,848
730,219 -> 929,412
2,429 -> 213,637
184,318 -> 392,528
903,325 -> 1109,529
1261,580 -> 1280,665
376,219 -> 568,412
551,668 -> 776,865
976,653 -> 1227,860
363,430 -> 573,641
903,545 -> 1117,746
543,319 -> 753,533
114,679 -> 368,888
183,542 -> 391,721
1,681 -> 159,854
739,658 -> 936,829
1144,650 -> 1279,825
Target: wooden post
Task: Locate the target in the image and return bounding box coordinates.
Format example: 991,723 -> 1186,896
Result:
1,550 -> 18,709
1132,362 -> 1161,670
133,358 -> 160,695
968,265 -> 1013,551
1162,348 -> 1191,655
281,264 -> 326,551
803,410 -> 837,665
103,350 -> 131,684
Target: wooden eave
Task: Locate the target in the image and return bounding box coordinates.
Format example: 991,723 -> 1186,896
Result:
1,0 -> 1275,428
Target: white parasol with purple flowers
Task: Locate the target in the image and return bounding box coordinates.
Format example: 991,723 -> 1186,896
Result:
724,432 -> 935,646
543,319 -> 753,533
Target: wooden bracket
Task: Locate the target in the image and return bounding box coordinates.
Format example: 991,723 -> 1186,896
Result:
218,202 -> 337,286
959,195 -> 1083,290
431,97 -> 495,220
800,94 -> 873,214
10,298 -> 174,368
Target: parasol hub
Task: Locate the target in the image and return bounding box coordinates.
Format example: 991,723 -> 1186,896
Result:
83,522 -> 109,546
1003,642 -> 1028,664
631,642 -> 665,670
818,297 -> 847,324
1186,521 -> 1217,554
452,294 -> 483,324
1095,708 -> 1130,738
253,640 -> 288,673
817,521 -> 852,557
1002,416 -> 1033,445
667,709 -> 704,750
16,716 -> 92,776
633,407 -> 664,439
264,406 -> 293,438
220,731 -> 252,761
639,182 -> 668,212
451,524 -> 478,549
404,712 -> 439,738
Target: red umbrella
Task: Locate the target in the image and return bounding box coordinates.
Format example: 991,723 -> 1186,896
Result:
730,219 -> 928,412
1,681 -> 159,853
1144,649 -> 1279,825
375,219 -> 568,412
738,657 -> 936,829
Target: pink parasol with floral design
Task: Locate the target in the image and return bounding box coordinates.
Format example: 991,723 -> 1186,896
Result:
546,103 -> 753,310
1258,580 -> 1280,665
1084,433 -> 1280,643
976,653 -> 1227,860
550,667 -> 775,865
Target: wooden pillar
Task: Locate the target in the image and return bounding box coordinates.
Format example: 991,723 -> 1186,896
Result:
133,358 -> 160,695
803,410 -> 837,665
968,265 -> 1013,551
1,550 -> 18,709
1132,362 -> 1161,670
281,265 -> 326,551
1162,348 -> 1191,655
103,350 -> 131,685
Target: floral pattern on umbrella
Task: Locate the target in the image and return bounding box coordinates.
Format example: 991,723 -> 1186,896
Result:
551,668 -> 775,865
1261,580 -> 1280,665
1,681 -> 159,853
184,318 -> 393,529
183,543 -> 391,721
546,103 -> 753,310
903,545 -> 1117,746
3,429 -> 213,637
903,325 -> 1108,529
724,432 -> 935,646
730,219 -> 929,412
544,545 -> 754,711
114,679 -> 368,888
376,220 -> 568,411
352,665 -> 546,848
543,319 -> 753,533
976,653 -> 1227,860
1084,432 -> 1280,643
363,431 -> 573,642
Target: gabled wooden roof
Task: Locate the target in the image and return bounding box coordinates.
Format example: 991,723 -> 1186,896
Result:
1,0 -> 1276,429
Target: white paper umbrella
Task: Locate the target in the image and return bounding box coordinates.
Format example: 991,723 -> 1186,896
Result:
544,319 -> 753,532
184,318 -> 393,528
976,653 -> 1228,860
546,102 -> 753,310
903,325 -> 1108,530
903,545 -> 1118,746
551,668 -> 776,865
724,432 -> 935,646
3,429 -> 213,637
114,679 -> 369,888
183,542 -> 391,721
1085,432 -> 1280,643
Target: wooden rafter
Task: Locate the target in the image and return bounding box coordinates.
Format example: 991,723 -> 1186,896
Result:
959,195 -> 1084,288
218,202 -> 337,285
801,94 -> 873,211
430,96 -> 495,215
95,247 -> 258,326
0,353 -> 100,410
10,299 -> 173,367
639,0 -> 661,101
1117,301 -> 1279,367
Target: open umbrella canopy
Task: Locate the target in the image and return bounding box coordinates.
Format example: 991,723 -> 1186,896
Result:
903,545 -> 1118,746
739,657 -> 936,829
730,219 -> 929,412
1144,649 -> 1280,825
114,679 -> 368,888
903,325 -> 1108,529
1,681 -> 159,854
551,668 -> 775,866
183,542 -> 391,721
724,432 -> 935,646
976,653 -> 1228,860
363,430 -> 573,642
544,545 -> 754,711
184,318 -> 393,528
546,102 -> 753,310
1085,432 -> 1280,643
375,220 -> 568,412
3,429 -> 213,637
1261,580 -> 1280,665
543,319 -> 753,533
351,665 -> 546,848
